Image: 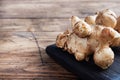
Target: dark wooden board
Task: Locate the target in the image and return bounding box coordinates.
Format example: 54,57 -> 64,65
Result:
46,44 -> 120,80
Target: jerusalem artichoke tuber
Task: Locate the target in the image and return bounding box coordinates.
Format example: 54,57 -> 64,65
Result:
94,45 -> 114,69
115,16 -> 120,32
96,9 -> 117,28
72,16 -> 92,38
85,15 -> 97,25
56,9 -> 120,69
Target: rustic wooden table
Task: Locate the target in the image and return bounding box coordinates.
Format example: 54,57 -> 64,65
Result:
0,0 -> 120,80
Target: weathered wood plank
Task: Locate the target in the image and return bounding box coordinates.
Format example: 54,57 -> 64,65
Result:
7,31 -> 57,47
1,0 -> 120,3
0,1 -> 120,19
0,64 -> 72,74
0,74 -> 76,79
0,31 -> 76,79
0,31 -> 56,61
0,63 -> 76,78
0,78 -> 76,80
0,19 -> 70,32
34,32 -> 61,39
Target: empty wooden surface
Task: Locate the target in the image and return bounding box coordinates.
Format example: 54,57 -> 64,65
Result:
0,0 -> 120,80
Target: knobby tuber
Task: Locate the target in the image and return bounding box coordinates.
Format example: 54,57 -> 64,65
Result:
115,16 -> 120,32
96,9 -> 117,28
56,9 -> 120,69
85,15 -> 97,25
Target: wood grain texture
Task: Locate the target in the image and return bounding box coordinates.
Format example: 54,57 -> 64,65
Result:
0,0 -> 120,79
0,31 -> 76,79
0,19 -> 70,32
0,0 -> 120,19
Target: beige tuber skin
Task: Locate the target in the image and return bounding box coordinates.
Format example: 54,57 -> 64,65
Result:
96,9 -> 117,28
72,16 -> 92,38
115,16 -> 120,32
94,45 -> 114,69
56,9 -> 120,69
56,30 -> 70,48
85,15 -> 97,25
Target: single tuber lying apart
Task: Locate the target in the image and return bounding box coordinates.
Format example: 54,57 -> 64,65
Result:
56,9 -> 120,69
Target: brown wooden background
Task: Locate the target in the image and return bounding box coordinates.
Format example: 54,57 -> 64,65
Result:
0,0 -> 120,80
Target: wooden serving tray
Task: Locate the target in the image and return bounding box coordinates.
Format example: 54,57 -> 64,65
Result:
46,44 -> 120,80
